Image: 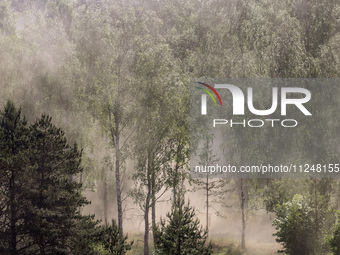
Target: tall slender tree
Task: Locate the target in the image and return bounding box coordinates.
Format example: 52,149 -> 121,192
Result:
72,0 -> 144,238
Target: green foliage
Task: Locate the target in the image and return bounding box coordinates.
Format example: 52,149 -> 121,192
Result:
224,244 -> 244,255
69,216 -> 134,255
1,0 -> 340,254
0,101 -> 29,254
328,212 -> 340,255
154,197 -> 213,255
70,215 -> 104,255
100,219 -> 133,255
23,114 -> 89,254
263,179 -> 308,213
273,194 -> 335,255
0,101 -> 111,255
211,242 -> 244,255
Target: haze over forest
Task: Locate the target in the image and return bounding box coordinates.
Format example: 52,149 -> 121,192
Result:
0,0 -> 340,254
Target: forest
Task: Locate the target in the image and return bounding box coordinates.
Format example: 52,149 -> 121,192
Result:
0,0 -> 340,254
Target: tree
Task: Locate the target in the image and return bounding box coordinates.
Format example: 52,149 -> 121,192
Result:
21,114 -> 88,254
273,193 -> 335,255
130,30 -> 188,254
0,101 -> 29,255
154,196 -> 213,255
69,215 -> 104,255
0,101 -> 103,254
328,212 -> 340,255
100,219 -> 133,255
190,133 -> 229,236
72,1 -> 143,238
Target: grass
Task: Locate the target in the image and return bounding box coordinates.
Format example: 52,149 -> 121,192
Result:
125,233 -> 281,255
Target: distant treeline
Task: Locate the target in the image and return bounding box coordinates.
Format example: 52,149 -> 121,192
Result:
0,0 -> 340,255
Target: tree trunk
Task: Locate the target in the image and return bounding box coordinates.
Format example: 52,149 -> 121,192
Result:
10,176 -> 17,255
206,173 -> 209,236
144,152 -> 152,255
39,162 -> 46,255
172,140 -> 183,204
144,194 -> 150,255
79,172 -> 83,213
151,166 -> 157,244
115,118 -> 123,238
240,178 -> 246,250
103,173 -> 108,223
173,161 -> 178,204
176,229 -> 181,255
39,235 -> 46,255
144,195 -> 150,255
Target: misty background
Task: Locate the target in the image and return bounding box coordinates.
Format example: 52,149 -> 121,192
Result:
1,0 -> 340,254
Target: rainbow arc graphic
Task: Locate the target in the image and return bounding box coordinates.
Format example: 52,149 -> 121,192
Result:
196,82 -> 222,106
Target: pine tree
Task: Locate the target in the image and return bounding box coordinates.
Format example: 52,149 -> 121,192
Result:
0,102 -> 101,255
21,114 -> 89,254
0,101 -> 29,255
154,197 -> 213,255
100,219 -> 133,255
